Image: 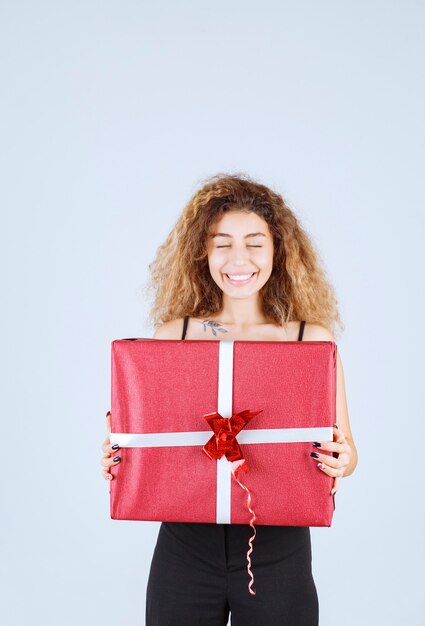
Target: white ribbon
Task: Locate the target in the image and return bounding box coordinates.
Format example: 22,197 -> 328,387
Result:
111,340 -> 333,524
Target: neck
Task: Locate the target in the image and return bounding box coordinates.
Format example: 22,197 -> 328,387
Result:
217,293 -> 268,329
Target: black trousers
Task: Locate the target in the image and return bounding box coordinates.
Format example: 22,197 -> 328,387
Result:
146,522 -> 319,625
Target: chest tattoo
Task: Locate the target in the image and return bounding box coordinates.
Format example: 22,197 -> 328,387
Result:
200,320 -> 229,336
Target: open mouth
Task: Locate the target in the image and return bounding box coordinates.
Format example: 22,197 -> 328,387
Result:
223,272 -> 257,286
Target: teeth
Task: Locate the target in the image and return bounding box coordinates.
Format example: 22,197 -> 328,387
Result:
226,273 -> 254,281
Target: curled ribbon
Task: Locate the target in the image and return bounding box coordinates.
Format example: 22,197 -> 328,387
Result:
202,408 -> 263,596
231,459 -> 257,596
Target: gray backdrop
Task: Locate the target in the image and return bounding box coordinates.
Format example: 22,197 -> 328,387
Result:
1,1 -> 424,624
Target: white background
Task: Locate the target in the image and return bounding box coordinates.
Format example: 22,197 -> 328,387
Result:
1,1 -> 424,624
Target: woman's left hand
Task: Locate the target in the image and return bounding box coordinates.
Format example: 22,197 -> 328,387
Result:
311,424 -> 352,496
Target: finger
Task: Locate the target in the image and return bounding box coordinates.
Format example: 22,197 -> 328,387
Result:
333,424 -> 347,444
331,476 -> 342,496
311,450 -> 349,470
101,467 -> 113,480
100,452 -> 114,480
317,462 -> 344,478
100,454 -> 121,470
106,410 -> 112,435
312,441 -> 350,454
102,441 -> 121,454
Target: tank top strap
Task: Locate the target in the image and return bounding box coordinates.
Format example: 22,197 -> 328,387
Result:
297,320 -> 306,341
181,315 -> 189,340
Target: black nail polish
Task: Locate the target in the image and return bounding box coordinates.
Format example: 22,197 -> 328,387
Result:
113,456 -> 121,462
310,452 -> 320,458
112,444 -> 120,450
312,442 -> 321,448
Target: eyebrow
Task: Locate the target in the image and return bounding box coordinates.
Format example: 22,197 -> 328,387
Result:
211,232 -> 266,239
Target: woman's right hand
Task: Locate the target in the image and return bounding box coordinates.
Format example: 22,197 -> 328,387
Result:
100,410 -> 121,480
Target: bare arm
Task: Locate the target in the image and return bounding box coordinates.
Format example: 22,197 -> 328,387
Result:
335,349 -> 358,476
304,324 -> 358,493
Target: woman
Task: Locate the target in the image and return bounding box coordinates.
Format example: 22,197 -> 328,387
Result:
100,173 -> 358,625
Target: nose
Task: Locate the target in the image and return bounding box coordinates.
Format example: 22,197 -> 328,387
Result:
228,247 -> 251,265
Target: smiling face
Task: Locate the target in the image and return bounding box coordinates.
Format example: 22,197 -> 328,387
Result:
206,210 -> 274,299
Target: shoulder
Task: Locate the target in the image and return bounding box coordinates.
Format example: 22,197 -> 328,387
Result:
152,318 -> 185,340
303,322 -> 335,342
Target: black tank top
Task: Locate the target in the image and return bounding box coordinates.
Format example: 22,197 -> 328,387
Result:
181,316 -> 306,341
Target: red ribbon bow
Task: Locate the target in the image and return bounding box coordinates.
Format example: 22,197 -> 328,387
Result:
202,408 -> 263,462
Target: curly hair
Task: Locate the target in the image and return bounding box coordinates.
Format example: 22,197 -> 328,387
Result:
144,172 -> 344,338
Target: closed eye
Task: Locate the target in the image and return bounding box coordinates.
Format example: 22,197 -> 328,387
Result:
216,245 -> 263,248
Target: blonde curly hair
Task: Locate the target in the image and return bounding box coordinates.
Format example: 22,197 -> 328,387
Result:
144,172 -> 344,338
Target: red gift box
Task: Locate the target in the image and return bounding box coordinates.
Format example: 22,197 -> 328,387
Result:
109,338 -> 337,527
